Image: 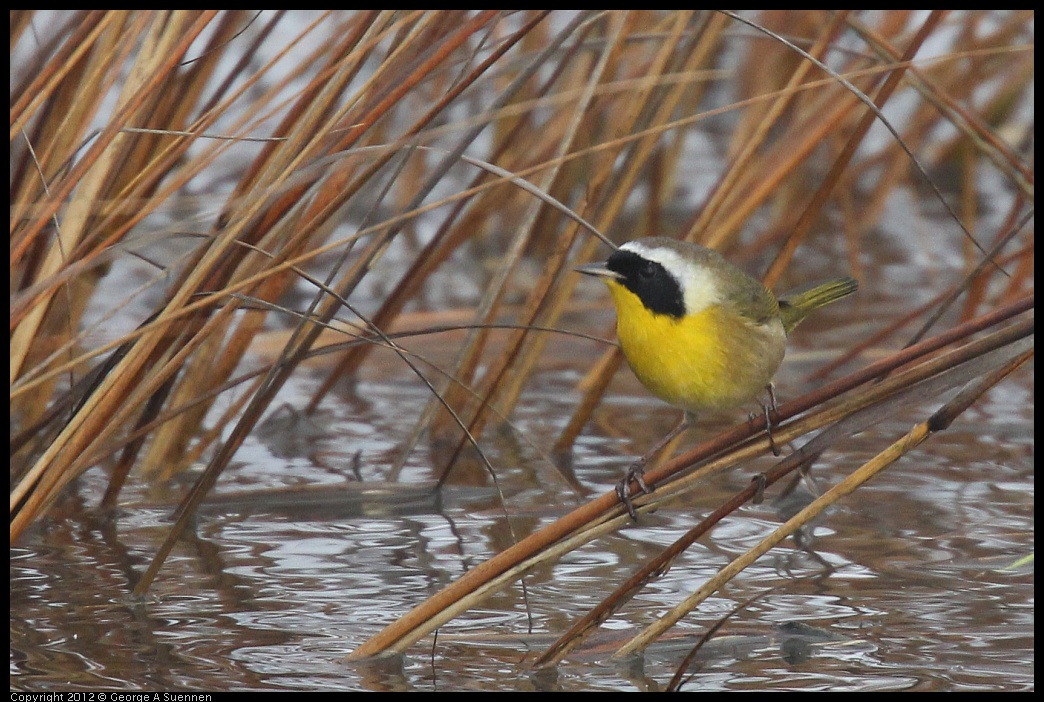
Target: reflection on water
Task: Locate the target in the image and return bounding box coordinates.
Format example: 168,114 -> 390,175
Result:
11,6 -> 1034,691
10,361 -> 1034,691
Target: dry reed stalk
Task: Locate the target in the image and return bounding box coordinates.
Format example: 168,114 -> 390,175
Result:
10,11 -> 1033,640
351,300 -> 1033,660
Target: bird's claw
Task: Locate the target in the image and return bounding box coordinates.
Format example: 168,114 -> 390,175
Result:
617,461 -> 654,520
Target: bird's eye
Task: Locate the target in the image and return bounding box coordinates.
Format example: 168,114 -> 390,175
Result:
638,261 -> 656,279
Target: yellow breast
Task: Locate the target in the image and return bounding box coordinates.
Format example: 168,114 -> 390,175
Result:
607,281 -> 786,414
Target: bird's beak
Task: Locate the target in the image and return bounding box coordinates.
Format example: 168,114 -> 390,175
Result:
574,262 -> 622,280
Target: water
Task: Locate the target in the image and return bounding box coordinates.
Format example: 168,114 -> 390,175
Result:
10,358 -> 1034,691
10,11 -> 1033,690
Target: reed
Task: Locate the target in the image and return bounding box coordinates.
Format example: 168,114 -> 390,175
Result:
10,11 -> 1033,662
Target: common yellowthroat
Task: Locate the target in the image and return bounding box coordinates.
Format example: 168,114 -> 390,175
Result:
576,237 -> 857,518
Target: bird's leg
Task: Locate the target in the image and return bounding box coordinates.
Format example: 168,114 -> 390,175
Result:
750,472 -> 768,504
763,383 -> 781,457
617,411 -> 692,520
747,384 -> 782,455
743,386 -> 780,502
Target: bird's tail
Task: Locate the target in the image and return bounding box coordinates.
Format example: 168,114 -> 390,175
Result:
778,277 -> 858,334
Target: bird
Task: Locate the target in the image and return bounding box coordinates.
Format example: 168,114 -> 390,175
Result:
575,236 -> 857,519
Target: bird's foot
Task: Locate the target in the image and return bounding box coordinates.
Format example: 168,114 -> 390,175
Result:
617,459 -> 654,521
